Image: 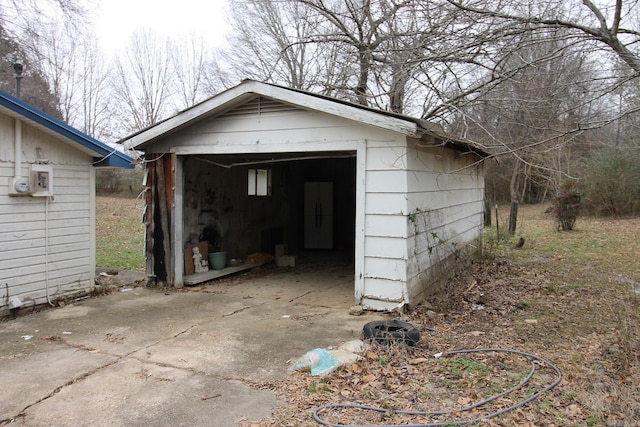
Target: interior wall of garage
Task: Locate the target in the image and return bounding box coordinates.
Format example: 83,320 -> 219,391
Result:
180,154 -> 356,263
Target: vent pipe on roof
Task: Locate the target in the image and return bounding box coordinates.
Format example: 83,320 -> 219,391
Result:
9,63 -> 29,196
14,63 -> 23,99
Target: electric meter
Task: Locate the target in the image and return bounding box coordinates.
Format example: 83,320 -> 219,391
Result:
13,178 -> 30,194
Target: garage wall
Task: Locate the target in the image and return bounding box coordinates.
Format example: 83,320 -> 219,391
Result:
404,142 -> 485,303
361,138 -> 411,310
147,99 -> 376,155
0,118 -> 96,311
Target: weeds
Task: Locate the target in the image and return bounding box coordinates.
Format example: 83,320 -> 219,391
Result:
96,196 -> 145,270
586,414 -> 602,426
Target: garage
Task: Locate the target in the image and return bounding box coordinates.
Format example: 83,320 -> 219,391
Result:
121,80 -> 487,311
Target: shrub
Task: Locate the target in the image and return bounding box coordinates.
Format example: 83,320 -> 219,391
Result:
553,181 -> 581,231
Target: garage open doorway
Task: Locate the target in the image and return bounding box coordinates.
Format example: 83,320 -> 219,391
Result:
180,151 -> 357,285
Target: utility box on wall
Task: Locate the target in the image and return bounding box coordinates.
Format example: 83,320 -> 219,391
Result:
30,164 -> 53,197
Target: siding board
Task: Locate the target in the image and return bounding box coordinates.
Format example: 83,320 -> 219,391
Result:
365,193 -> 407,215
1,139 -> 96,311
365,214 -> 407,238
366,170 -> 407,193
364,257 -> 407,282
404,146 -> 484,301
364,236 -> 407,259
362,277 -> 405,301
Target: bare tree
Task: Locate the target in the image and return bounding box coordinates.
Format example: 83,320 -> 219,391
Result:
224,0 -> 429,110
0,0 -> 85,39
440,0 -> 640,132
224,0 -> 329,90
445,0 -> 640,74
0,32 -> 61,115
78,39 -> 113,140
0,0 -> 85,116
32,20 -> 112,140
111,29 -> 175,132
451,33 -> 601,232
172,34 -> 219,110
295,0 -> 421,107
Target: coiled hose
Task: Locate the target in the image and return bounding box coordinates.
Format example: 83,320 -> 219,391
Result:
313,348 -> 562,427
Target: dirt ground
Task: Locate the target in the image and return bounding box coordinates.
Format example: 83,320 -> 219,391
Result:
249,213 -> 640,427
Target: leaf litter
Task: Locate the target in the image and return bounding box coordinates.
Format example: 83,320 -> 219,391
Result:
246,212 -> 640,426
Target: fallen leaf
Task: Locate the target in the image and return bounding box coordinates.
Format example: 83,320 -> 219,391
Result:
350,363 -> 363,373
457,396 -> 472,406
564,403 -> 583,417
362,374 -> 377,383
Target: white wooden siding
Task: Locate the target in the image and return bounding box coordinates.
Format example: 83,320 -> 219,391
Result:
404,144 -> 484,301
148,106 -> 400,155
364,193 -> 407,215
1,118 -> 96,310
359,139 -> 484,310
364,214 -> 408,238
360,277 -> 405,301
361,139 -> 411,307
364,236 -> 407,259
364,257 -> 407,281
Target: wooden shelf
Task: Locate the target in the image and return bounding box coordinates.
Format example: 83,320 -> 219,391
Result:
183,263 -> 261,286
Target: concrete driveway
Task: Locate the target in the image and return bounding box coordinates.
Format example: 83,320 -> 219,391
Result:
0,261 -> 385,426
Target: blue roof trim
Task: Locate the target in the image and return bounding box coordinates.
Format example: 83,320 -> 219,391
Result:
0,90 -> 134,169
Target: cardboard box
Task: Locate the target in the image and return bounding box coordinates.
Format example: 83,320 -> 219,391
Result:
276,255 -> 296,267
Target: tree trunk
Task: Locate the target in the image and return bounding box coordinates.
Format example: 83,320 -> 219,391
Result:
484,199 -> 492,226
508,161 -> 522,236
509,201 -> 519,235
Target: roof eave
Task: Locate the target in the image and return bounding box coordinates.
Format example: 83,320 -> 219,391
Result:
0,90 -> 135,168
124,80 -> 422,150
417,126 -> 489,158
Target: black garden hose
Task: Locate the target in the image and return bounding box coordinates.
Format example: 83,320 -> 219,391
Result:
313,348 -> 562,427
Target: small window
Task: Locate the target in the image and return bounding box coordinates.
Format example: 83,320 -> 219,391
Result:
248,168 -> 271,196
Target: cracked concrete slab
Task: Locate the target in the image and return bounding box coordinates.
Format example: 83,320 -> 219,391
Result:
0,262 -> 387,426
18,358 -> 276,427
0,346 -> 118,418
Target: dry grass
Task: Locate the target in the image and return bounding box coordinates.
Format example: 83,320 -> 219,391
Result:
251,205 -> 640,426
96,196 -> 145,271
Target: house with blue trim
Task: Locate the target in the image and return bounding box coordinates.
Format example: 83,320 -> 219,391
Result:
0,90 -> 134,314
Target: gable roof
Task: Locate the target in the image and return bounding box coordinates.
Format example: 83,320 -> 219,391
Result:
0,90 -> 134,168
121,80 -> 487,157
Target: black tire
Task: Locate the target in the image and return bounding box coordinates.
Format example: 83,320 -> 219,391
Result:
362,320 -> 420,346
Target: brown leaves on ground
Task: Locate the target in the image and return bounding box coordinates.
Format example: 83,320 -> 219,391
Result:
250,251 -> 640,426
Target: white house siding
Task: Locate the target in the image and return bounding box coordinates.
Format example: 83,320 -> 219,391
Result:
151,103 -> 389,155
361,138 -> 411,310
405,142 -> 484,303
0,118 -> 96,311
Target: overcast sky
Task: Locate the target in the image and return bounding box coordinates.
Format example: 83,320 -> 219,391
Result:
90,0 -> 230,55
